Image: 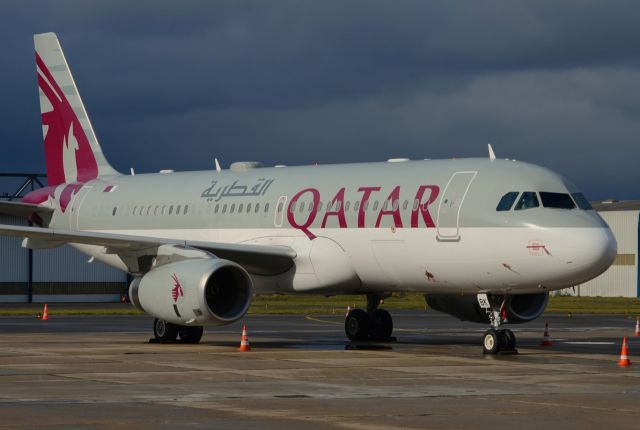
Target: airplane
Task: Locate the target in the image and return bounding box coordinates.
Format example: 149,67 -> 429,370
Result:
0,33 -> 616,354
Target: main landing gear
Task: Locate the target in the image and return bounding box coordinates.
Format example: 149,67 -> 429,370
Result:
152,318 -> 204,344
345,293 -> 394,342
477,294 -> 517,354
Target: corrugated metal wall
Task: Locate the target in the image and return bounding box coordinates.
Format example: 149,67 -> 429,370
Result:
0,214 -> 127,303
0,216 -> 28,283
570,210 -> 639,297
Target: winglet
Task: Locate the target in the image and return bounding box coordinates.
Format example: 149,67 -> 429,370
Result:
488,143 -> 496,161
215,158 -> 222,173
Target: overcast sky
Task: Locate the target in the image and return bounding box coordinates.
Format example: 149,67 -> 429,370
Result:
1,1 -> 639,200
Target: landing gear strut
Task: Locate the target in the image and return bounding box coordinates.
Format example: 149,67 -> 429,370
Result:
345,293 -> 394,342
477,294 -> 517,354
152,318 -> 204,344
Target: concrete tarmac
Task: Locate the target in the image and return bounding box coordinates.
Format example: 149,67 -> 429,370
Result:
0,311 -> 639,429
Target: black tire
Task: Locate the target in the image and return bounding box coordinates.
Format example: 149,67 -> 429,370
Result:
179,326 -> 204,344
153,318 -> 178,342
501,329 -> 516,350
345,308 -> 370,341
370,309 -> 393,340
482,329 -> 501,354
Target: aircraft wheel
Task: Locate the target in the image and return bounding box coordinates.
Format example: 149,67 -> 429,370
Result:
179,326 -> 204,344
370,309 -> 393,340
482,329 -> 501,355
501,329 -> 516,350
153,318 -> 178,342
345,309 -> 370,341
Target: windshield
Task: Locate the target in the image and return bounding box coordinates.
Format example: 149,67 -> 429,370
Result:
539,192 -> 576,209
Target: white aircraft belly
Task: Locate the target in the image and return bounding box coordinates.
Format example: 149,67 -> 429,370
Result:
83,226 -> 602,295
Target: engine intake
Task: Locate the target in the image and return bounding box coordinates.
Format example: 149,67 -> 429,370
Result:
425,292 -> 549,324
130,258 -> 252,326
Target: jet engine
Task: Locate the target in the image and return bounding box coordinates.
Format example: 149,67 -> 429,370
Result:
129,258 -> 252,326
425,292 -> 549,324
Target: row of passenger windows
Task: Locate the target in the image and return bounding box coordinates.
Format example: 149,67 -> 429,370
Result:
112,202 -> 271,217
286,199 -> 429,213
496,191 -> 592,212
112,199 -> 432,217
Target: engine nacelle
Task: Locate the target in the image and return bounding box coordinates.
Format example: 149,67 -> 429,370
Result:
425,292 -> 549,324
129,258 -> 252,326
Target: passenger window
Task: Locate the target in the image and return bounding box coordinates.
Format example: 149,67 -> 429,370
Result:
413,199 -> 419,211
169,205 -> 173,215
373,201 -> 379,211
496,192 -> 519,211
289,202 -> 296,213
308,202 -> 314,212
223,204 -> 227,214
255,203 -> 260,213
238,203 -> 243,213
176,205 -> 181,214
540,192 -> 576,209
264,203 -> 270,213
403,200 -> 408,210
345,201 -> 351,211
230,204 -> 236,213
184,205 -> 189,215
112,207 -> 117,216
354,201 -> 360,211
299,201 -> 305,212
571,193 -> 593,210
514,192 -> 539,210
214,204 -> 219,214
247,203 -> 252,213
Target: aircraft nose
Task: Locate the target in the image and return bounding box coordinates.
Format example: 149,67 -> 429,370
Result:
565,226 -> 617,282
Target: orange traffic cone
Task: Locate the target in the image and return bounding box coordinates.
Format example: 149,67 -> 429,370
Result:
345,305 -> 351,317
618,337 -> 631,367
540,322 -> 552,346
41,304 -> 49,321
634,317 -> 640,337
238,325 -> 251,352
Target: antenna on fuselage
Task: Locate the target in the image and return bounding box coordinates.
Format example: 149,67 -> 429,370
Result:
487,143 -> 496,161
214,158 -> 222,173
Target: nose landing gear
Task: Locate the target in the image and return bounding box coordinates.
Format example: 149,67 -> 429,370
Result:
478,294 -> 517,354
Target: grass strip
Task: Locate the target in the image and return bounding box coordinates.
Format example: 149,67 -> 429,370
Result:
0,294 -> 639,316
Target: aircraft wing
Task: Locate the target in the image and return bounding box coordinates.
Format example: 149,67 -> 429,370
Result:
0,224 -> 296,276
0,201 -> 54,222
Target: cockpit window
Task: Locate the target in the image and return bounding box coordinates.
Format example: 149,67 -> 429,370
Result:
571,192 -> 593,210
514,192 -> 539,210
540,192 -> 576,209
496,192 -> 519,211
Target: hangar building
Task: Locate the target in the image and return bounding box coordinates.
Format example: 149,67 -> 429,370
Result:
570,201 -> 640,298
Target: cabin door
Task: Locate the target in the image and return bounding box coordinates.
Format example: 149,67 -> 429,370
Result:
436,171 -> 477,241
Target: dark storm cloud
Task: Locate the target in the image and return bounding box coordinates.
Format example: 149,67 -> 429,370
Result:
1,1 -> 640,199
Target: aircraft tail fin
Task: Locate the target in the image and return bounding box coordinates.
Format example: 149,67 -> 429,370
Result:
34,32 -> 119,186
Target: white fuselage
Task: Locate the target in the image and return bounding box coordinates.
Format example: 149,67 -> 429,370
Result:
44,158 -> 616,296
